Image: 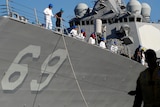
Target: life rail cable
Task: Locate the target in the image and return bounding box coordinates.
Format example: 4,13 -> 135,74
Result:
31,35 -> 63,107
1,0 -> 44,25
9,1 -> 44,23
61,33 -> 89,107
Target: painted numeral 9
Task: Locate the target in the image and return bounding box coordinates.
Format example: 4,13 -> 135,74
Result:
30,49 -> 67,91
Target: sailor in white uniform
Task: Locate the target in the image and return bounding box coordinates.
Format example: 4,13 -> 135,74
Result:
70,25 -> 78,37
88,33 -> 96,45
43,4 -> 54,29
99,37 -> 106,49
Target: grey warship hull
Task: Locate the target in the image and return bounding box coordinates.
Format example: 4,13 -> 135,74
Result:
0,16 -> 146,107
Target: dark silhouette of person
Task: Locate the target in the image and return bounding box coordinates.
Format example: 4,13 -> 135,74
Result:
133,49 -> 160,107
132,45 -> 142,63
54,8 -> 64,31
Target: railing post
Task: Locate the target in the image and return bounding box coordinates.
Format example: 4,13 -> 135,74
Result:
6,0 -> 9,16
61,18 -> 63,33
34,8 -> 39,24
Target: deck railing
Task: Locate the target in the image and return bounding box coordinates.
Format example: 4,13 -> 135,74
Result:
0,0 -> 46,24
0,0 -> 68,33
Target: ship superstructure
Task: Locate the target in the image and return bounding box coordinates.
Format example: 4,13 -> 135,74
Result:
69,0 -> 160,58
0,0 -> 159,107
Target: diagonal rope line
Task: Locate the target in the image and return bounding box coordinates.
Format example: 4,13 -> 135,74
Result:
32,34 -> 62,107
62,34 -> 89,107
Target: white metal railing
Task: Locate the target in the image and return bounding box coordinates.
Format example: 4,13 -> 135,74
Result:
0,0 -> 68,33
0,0 -> 44,24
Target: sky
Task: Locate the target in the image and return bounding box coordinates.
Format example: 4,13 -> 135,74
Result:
0,0 -> 160,28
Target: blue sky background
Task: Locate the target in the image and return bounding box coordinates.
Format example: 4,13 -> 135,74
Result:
0,0 -> 160,28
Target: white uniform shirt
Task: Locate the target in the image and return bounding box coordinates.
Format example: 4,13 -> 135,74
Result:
99,41 -> 106,49
43,8 -> 54,21
70,29 -> 78,37
76,33 -> 85,40
141,52 -> 146,66
110,45 -> 118,53
88,37 -> 95,45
